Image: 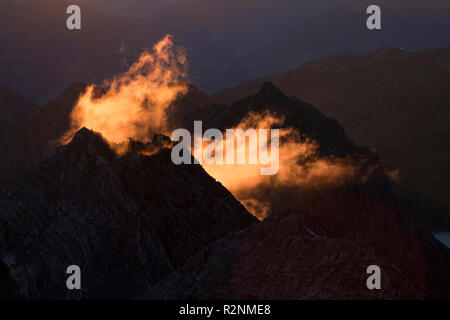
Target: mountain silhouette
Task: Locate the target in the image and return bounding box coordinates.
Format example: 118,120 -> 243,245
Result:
0,84 -> 37,140
149,199 -> 450,299
1,81 -> 448,230
185,82 -> 370,158
183,82 -> 449,231
0,81 -> 449,299
0,82 -> 211,187
0,82 -> 89,187
212,47 -> 450,226
0,128 -> 256,299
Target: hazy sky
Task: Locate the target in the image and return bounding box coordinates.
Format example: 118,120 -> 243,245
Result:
1,0 -> 449,99
2,0 -> 449,15
61,0 -> 450,17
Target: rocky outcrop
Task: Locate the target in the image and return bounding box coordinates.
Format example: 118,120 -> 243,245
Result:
183,82 -> 370,159
0,128 -> 257,299
0,81 -> 448,300
212,47 -> 450,229
149,190 -> 450,299
0,83 -> 211,188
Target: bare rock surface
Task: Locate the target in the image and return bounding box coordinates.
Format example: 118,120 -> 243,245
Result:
0,128 -> 256,299
149,191 -> 450,299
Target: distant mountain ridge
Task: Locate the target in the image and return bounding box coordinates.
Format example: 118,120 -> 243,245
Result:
2,0 -> 450,101
0,82 -> 212,187
1,80 -> 448,231
0,84 -> 37,140
0,81 -> 449,299
183,82 -> 369,158
212,46 -> 450,217
0,82 -> 89,186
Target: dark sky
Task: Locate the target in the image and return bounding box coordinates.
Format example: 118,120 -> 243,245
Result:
2,0 -> 449,18
0,0 -> 449,100
66,0 -> 450,18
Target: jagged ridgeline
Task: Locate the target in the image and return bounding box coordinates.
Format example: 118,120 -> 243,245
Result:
0,128 -> 256,299
0,82 -> 449,299
213,46 -> 450,230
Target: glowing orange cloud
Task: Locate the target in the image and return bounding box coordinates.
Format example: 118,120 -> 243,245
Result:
59,35 -> 358,221
63,35 -> 188,148
201,111 -> 358,219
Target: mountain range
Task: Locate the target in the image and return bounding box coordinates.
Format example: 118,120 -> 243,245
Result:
0,79 -> 449,299
213,46 -> 450,223
0,127 -> 256,299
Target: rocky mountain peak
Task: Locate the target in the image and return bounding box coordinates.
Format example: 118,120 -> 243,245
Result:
0,126 -> 257,299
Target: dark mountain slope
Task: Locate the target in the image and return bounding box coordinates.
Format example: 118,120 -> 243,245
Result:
0,128 -> 256,299
166,83 -> 213,130
0,81 -> 448,300
0,84 -> 37,140
212,46 -> 450,216
0,82 -> 210,188
182,82 -> 450,231
183,82 -> 370,158
0,83 -> 88,187
1,80 -> 447,232
162,83 -> 449,299
149,191 -> 450,299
